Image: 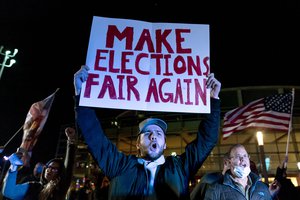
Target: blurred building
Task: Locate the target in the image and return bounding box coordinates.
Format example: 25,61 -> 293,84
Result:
56,86 -> 300,187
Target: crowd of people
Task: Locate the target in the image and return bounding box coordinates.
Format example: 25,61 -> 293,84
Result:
65,163 -> 110,200
1,127 -> 77,200
0,65 -> 299,200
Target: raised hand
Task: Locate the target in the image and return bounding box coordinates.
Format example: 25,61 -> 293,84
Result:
206,73 -> 221,99
74,65 -> 90,95
65,127 -> 76,144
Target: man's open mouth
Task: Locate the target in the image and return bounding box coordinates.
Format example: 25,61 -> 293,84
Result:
150,142 -> 157,150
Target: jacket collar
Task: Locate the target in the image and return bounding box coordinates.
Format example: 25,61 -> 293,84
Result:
137,155 -> 165,167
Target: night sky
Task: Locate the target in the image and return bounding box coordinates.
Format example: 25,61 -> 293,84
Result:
0,1 -> 299,166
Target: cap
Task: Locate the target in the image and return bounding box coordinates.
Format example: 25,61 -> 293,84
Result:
138,118 -> 167,135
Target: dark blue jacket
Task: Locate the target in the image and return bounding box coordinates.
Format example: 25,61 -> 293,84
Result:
75,98 -> 220,200
2,142 -> 76,200
203,171 -> 273,200
190,171 -> 223,200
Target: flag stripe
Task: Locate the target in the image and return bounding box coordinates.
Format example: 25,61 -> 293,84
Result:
223,118 -> 290,133
222,93 -> 292,139
224,98 -> 263,123
223,112 -> 291,128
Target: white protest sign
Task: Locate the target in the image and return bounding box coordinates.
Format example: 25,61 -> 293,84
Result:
80,16 -> 211,113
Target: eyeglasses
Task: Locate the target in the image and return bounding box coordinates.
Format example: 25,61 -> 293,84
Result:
230,154 -> 250,161
46,166 -> 59,173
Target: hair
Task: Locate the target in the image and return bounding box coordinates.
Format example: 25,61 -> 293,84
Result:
136,135 -> 142,156
42,158 -> 65,181
39,178 -> 61,200
39,158 -> 65,200
227,144 -> 245,157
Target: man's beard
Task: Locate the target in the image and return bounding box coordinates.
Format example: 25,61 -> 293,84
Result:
145,145 -> 164,161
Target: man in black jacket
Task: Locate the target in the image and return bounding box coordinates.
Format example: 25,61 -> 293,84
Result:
190,152 -> 230,200
202,144 -> 280,200
74,65 -> 221,200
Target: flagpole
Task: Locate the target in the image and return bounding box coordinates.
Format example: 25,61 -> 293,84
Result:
285,88 -> 295,157
54,88 -> 60,94
0,125 -> 23,153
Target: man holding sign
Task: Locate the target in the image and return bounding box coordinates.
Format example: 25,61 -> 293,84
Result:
74,65 -> 221,200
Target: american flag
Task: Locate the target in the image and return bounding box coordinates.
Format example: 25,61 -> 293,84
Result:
21,89 -> 59,150
222,92 -> 293,139
19,88 -> 59,166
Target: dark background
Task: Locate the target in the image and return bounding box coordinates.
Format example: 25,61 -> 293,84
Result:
0,1 -> 299,166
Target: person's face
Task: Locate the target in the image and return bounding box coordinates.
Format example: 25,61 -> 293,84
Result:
136,125 -> 166,161
101,176 -> 110,188
44,161 -> 60,182
229,146 -> 250,173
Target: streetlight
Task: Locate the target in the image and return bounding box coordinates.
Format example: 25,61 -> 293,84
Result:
0,45 -> 18,80
256,131 -> 269,184
256,131 -> 264,146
